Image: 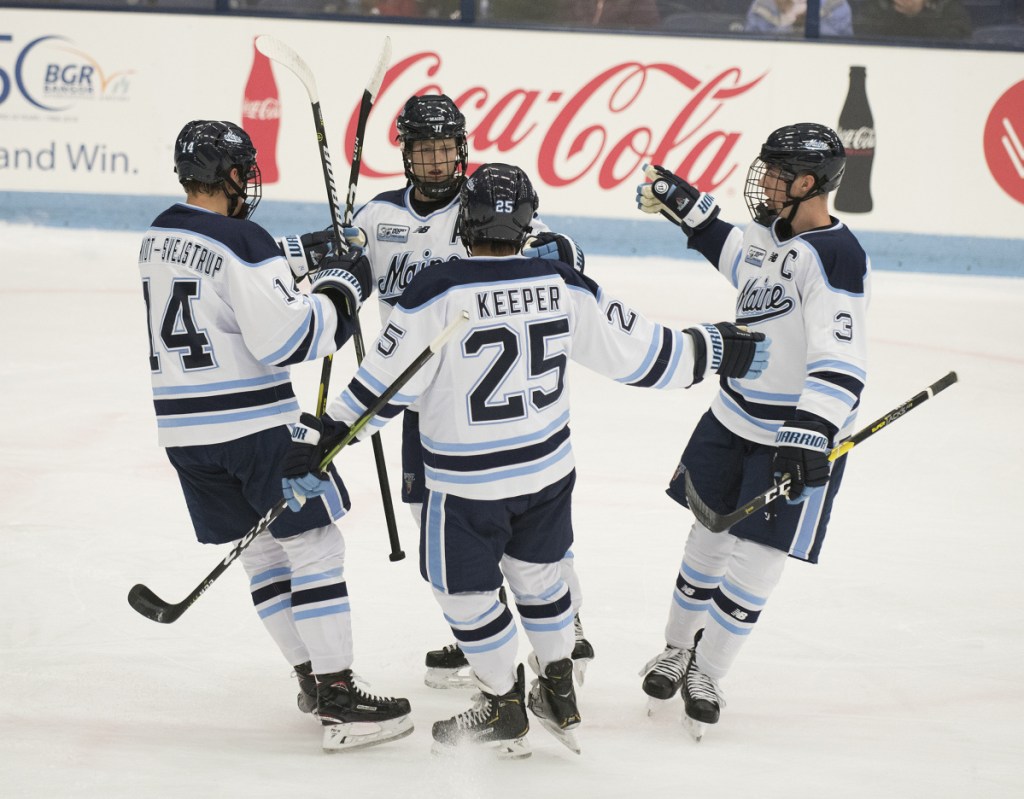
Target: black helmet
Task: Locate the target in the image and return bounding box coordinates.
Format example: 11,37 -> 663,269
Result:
174,120 -> 262,218
744,122 -> 845,224
459,163 -> 538,251
396,94 -> 468,201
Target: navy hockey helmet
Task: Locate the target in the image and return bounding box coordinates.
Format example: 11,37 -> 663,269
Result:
459,163 -> 538,251
396,94 -> 469,201
174,120 -> 262,218
744,122 -> 845,224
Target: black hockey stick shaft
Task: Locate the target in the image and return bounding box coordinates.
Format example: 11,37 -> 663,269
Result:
685,371 -> 959,533
255,37 -> 405,560
127,312 -> 470,624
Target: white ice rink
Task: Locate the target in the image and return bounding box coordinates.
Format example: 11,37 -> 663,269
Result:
1,223 -> 1022,798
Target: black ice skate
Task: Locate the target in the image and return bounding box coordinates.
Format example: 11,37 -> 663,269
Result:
639,644 -> 691,714
315,670 -> 413,752
527,656 -> 582,755
571,613 -> 595,686
431,663 -> 531,759
424,642 -> 474,689
681,630 -> 724,742
294,661 -> 317,713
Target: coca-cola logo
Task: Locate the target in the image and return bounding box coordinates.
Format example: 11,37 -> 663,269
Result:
837,126 -> 875,152
242,97 -> 280,121
984,80 -> 1024,205
347,52 -> 765,192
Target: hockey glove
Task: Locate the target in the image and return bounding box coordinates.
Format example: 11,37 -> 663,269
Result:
277,230 -> 337,281
522,232 -> 585,273
637,164 -> 720,234
773,420 -> 832,504
310,249 -> 374,317
281,413 -> 351,512
684,322 -> 769,384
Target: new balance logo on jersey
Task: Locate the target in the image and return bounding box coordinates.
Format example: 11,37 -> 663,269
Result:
415,226 -> 431,234
730,609 -> 749,621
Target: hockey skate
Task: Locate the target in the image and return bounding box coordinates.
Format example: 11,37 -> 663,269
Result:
423,642 -> 475,689
571,613 -> 595,686
293,661 -> 317,714
431,663 -> 531,760
527,656 -> 582,755
680,630 -> 724,742
315,670 -> 413,752
639,644 -> 691,715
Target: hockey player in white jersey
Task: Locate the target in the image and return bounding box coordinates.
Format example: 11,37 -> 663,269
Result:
138,120 -> 411,752
279,163 -> 769,758
289,93 -> 595,688
635,123 -> 870,740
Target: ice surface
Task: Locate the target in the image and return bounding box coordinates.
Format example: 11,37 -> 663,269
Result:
2,224 -> 1021,798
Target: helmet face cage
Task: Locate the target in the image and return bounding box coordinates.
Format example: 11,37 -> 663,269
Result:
396,94 -> 468,201
459,163 -> 539,251
743,123 -> 845,224
174,120 -> 262,218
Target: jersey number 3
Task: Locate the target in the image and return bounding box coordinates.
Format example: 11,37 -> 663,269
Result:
463,318 -> 569,423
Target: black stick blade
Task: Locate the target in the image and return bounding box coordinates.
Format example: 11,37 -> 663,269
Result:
127,583 -> 181,624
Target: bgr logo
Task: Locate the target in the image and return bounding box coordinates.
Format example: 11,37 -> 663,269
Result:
0,34 -> 133,112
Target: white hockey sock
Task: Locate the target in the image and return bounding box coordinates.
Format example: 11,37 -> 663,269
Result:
502,554 -> 574,669
665,521 -> 735,649
239,532 -> 309,667
278,525 -> 353,675
696,537 -> 788,682
434,588 -> 519,695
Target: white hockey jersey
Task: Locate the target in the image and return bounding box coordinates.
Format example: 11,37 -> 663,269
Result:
688,215 -> 870,444
139,203 -> 354,447
353,186 -> 547,324
326,255 -> 701,500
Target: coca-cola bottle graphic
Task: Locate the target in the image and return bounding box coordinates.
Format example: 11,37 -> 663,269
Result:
242,37 -> 281,184
835,65 -> 874,214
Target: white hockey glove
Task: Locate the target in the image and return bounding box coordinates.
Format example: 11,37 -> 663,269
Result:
773,419 -> 832,504
277,230 -> 336,281
309,249 -> 374,317
637,164 -> 720,234
277,227 -> 368,281
522,232 -> 585,273
684,322 -> 769,384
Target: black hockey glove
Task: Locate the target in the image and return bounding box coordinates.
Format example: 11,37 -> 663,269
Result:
310,248 -> 374,317
636,164 -> 720,235
277,230 -> 337,281
772,419 -> 833,504
684,322 -> 769,384
522,232 -> 585,273
281,413 -> 351,512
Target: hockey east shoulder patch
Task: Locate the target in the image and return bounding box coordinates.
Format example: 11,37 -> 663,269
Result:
744,246 -> 767,267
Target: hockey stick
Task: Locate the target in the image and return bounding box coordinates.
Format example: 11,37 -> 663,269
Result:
684,371 -> 959,533
127,311 -> 470,624
255,36 -> 407,561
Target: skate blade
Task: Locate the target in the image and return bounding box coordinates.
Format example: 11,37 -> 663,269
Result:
645,696 -> 674,717
682,715 -> 709,743
430,736 -> 532,760
424,667 -> 476,689
535,716 -> 582,755
572,656 -> 591,687
322,715 -> 414,752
